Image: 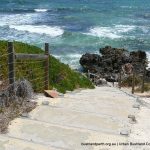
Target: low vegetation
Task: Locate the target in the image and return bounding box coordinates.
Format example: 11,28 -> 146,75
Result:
121,75 -> 150,93
135,83 -> 150,92
0,79 -> 36,133
121,75 -> 142,87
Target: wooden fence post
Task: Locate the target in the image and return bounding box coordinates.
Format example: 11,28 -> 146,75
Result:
44,43 -> 49,90
8,42 -> 15,86
141,63 -> 146,93
119,69 -> 122,89
132,67 -> 135,94
88,70 -> 90,78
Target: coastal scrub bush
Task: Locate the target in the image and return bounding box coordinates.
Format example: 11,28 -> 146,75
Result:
0,79 -> 33,107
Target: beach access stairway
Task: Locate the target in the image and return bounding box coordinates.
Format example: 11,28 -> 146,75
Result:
0,86 -> 140,150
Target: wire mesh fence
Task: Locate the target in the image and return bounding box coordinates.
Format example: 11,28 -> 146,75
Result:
0,42 -> 50,94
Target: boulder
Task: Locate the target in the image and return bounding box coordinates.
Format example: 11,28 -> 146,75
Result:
130,50 -> 146,63
79,53 -> 101,71
80,46 -> 148,85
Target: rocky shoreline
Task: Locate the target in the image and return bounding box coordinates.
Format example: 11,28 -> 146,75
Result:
80,46 -> 150,86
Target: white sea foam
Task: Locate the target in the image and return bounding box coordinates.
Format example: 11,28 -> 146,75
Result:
54,54 -> 82,59
9,25 -> 64,37
68,54 -> 82,58
54,54 -> 82,69
115,25 -> 135,32
140,26 -> 149,34
34,9 -> 48,12
88,27 -> 121,39
87,25 -> 136,39
0,13 -> 38,26
120,6 -> 133,9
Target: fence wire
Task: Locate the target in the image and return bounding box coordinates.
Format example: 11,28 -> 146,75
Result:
0,43 -> 49,93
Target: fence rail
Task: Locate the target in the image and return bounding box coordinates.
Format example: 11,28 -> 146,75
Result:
15,54 -> 48,60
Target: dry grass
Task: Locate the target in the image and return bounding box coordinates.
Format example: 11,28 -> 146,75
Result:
0,79 -> 36,133
0,101 -> 36,133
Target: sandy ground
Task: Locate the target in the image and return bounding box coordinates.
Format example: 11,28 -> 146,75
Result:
0,86 -> 149,150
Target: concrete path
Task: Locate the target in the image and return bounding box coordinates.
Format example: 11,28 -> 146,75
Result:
0,86 -> 140,150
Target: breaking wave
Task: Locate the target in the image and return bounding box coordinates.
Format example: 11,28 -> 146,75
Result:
34,9 -> 48,12
87,25 -> 136,39
9,25 -> 64,37
54,53 -> 82,69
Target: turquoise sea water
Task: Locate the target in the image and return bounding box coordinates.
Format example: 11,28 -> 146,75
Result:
0,0 -> 150,68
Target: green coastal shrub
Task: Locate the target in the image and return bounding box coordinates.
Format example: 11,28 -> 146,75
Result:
0,41 -> 94,93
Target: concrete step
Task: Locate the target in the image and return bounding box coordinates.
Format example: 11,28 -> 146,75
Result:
47,97 -> 138,121
0,135 -> 61,150
30,106 -> 127,134
65,87 -> 133,96
6,118 -> 127,150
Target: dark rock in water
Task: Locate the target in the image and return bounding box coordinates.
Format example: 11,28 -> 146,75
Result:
80,53 -> 101,66
100,46 -> 127,57
80,46 -> 131,75
80,53 -> 101,72
130,50 -> 146,63
80,46 -> 147,86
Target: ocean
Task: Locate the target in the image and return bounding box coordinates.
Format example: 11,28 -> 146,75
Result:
0,0 -> 150,68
